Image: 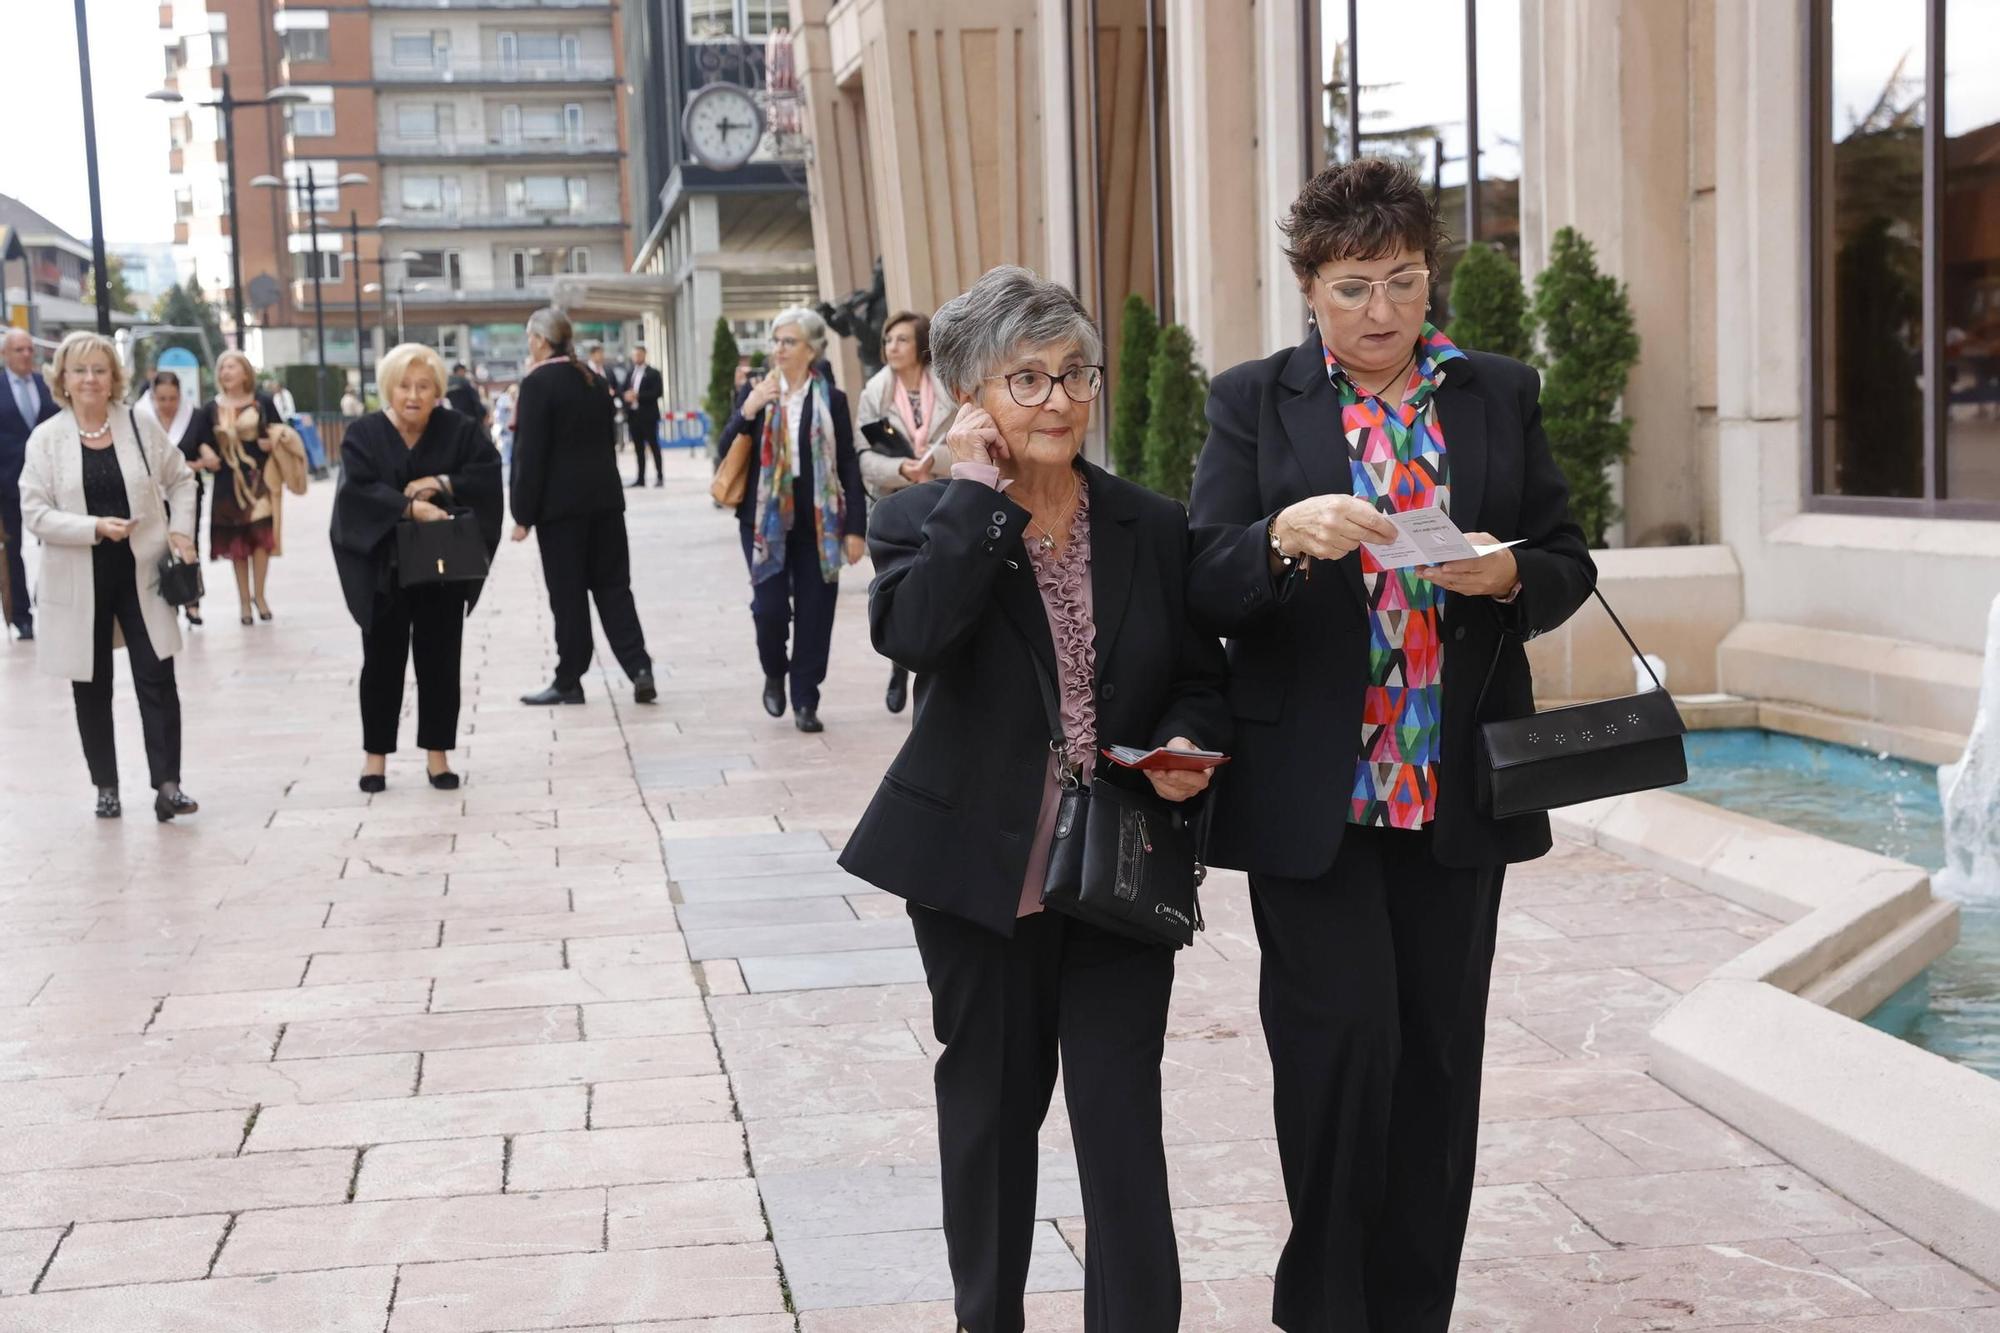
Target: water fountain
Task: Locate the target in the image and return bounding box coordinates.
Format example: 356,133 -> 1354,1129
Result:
1940,593 -> 2000,899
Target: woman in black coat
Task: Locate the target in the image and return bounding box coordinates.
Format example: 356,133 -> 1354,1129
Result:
1186,159 -> 1596,1333
840,266 -> 1230,1333
331,342 -> 501,794
717,305 -> 866,733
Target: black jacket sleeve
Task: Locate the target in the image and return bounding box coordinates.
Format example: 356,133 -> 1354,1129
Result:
832,390 -> 867,539
1187,364 -> 1300,639
1150,513 -> 1234,756
443,418 -> 505,558
867,479 -> 1032,675
508,375 -> 549,530
1495,366 -> 1595,637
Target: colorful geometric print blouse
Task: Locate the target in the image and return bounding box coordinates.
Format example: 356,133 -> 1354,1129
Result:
1323,323 -> 1467,830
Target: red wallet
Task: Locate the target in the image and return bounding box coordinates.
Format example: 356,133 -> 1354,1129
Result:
1100,745 -> 1232,773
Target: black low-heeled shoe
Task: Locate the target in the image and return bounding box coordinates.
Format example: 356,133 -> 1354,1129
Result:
762,676 -> 786,718
94,787 -> 121,819
358,773 -> 387,794
427,769 -> 460,790
155,788 -> 199,822
794,707 -> 824,734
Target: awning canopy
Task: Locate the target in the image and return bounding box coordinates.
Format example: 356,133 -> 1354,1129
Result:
549,272 -> 675,319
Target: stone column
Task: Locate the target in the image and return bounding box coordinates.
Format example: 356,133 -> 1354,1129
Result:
1164,0 -> 1261,372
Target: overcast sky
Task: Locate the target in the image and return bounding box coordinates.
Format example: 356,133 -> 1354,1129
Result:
3,0 -> 178,244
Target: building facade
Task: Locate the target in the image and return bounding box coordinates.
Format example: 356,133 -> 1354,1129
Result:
795,0 -> 2000,710
162,0 -> 634,391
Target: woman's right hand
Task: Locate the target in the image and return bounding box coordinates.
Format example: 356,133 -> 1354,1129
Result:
945,402 -> 1007,468
94,517 -> 135,543
197,445 -> 221,472
1272,495 -> 1399,561
743,369 -> 782,416
409,499 -> 449,523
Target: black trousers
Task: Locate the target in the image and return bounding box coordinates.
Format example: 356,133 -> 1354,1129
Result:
738,521 -> 841,711
358,584 -> 465,755
631,417 -> 662,483
2,483 -> 28,631
1252,824 -> 1504,1333
911,906 -> 1180,1333
73,548 -> 181,789
537,513 -> 652,691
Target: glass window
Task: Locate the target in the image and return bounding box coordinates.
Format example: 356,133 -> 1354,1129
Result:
1944,0 -> 2000,501
566,177 -> 588,213
511,249 -> 558,283
406,250 -> 461,289
294,250 -> 341,282
519,105 -> 565,141
687,0 -> 734,41
283,159 -> 341,213
508,31 -> 564,63
745,0 -> 788,37
390,33 -> 435,67
566,247 -> 591,275
288,102 -> 335,138
518,176 -> 569,211
400,176 -> 444,213
281,27 -> 329,63
397,104 -> 439,139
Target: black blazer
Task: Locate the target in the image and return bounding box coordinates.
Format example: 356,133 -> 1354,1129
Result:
445,377 -> 485,422
1187,334 -> 1595,879
0,372 -> 58,477
626,365 -> 664,429
509,358 -> 624,528
721,385 -> 867,539
838,464 -> 1231,936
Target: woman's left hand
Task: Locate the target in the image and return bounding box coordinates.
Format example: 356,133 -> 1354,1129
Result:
404,476 -> 442,500
168,533 -> 197,563
843,534 -> 867,566
1144,737 -> 1214,804
1416,535 -> 1519,599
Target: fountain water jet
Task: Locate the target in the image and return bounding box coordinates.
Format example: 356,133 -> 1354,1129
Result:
1940,593 -> 2000,900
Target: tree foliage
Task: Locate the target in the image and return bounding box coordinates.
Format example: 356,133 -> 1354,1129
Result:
1109,292 -> 1158,480
146,280 -> 227,392
1447,243 -> 1532,362
85,254 -> 138,315
1142,323 -> 1208,503
703,316 -> 741,448
1530,227 -> 1639,547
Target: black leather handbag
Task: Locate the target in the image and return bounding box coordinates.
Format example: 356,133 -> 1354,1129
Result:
395,508 -> 490,586
1029,652 -> 1209,949
1475,588 -> 1688,818
131,409 -> 205,607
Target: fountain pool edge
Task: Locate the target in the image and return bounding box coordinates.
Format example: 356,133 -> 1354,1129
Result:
1552,789 -> 2000,1286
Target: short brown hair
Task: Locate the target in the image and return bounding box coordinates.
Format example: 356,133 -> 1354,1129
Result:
1280,157 -> 1446,285
883,310 -> 930,365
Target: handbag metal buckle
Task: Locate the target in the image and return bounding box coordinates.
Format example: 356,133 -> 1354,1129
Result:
436,558 -> 445,574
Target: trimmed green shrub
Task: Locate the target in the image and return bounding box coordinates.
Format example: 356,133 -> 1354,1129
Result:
703,317 -> 741,448
1531,227 -> 1640,547
1142,323 -> 1208,503
1447,243 -> 1532,361
1109,293 -> 1158,480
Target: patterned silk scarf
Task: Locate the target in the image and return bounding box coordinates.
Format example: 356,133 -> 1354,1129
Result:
1324,322 -> 1467,830
751,372 -> 844,585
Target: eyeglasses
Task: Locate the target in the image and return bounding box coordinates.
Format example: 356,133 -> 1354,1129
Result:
64,364 -> 113,379
771,335 -> 806,350
1317,269 -> 1431,311
985,365 -> 1105,408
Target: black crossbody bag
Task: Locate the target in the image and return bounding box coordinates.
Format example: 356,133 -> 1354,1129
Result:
1474,588 -> 1688,818
1028,651 -> 1210,949
131,409 -> 206,608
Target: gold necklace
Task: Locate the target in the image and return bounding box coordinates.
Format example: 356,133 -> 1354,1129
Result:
1024,481 -> 1081,554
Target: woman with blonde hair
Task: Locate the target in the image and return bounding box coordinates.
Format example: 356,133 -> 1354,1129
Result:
192,349 -> 286,625
18,332 -> 201,820
330,342 -> 502,792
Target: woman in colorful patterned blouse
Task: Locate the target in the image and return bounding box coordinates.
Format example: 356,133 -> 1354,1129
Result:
1187,158 -> 1596,1333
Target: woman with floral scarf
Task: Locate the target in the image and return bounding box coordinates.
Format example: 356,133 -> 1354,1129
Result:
718,306 -> 867,733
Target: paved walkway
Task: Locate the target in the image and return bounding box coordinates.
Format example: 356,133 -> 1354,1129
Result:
0,454 -> 1995,1332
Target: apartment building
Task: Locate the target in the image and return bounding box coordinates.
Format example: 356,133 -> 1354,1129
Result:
162,0 -> 633,389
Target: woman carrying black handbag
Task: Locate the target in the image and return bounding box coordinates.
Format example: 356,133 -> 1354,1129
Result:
330,342 -> 501,793
838,266 -> 1230,1333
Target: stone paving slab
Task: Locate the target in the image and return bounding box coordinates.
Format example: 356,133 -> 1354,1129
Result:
0,460 -> 1992,1330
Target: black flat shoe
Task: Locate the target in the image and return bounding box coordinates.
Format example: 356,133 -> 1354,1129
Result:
628,479 -> 646,488
185,608 -> 204,627
14,623 -> 33,641
885,669 -> 908,715
256,603 -> 273,622
155,788 -> 198,822
521,683 -> 586,706
427,770 -> 460,790
762,676 -> 786,718
794,708 -> 824,734
632,669 -> 657,704
358,774 -> 387,794
94,787 -> 120,819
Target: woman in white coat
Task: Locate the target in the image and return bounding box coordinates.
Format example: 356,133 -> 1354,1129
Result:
19,332 -> 201,821
855,311 -> 953,715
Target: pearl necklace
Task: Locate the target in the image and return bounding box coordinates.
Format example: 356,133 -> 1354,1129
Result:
77,417 -> 112,443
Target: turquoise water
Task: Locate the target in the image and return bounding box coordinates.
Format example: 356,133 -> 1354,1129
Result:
1678,729 -> 2000,1079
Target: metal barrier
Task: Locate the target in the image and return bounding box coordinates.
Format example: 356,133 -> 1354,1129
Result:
663,410 -> 710,449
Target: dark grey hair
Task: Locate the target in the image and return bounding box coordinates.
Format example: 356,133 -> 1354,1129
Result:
527,306 -> 574,356
770,306 -> 828,354
929,265 -> 1103,399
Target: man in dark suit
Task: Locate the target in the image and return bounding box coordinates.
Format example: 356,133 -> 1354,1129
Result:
445,363 -> 486,425
508,308 -> 655,707
623,345 -> 664,488
1,329 -> 59,639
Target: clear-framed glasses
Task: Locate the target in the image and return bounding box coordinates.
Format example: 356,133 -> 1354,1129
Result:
770,334 -> 806,350
985,364 -> 1105,408
1318,268 -> 1431,312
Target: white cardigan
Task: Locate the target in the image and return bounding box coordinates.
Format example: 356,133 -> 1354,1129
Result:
18,407 -> 197,682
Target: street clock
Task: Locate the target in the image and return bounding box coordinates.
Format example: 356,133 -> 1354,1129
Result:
682,83 -> 765,170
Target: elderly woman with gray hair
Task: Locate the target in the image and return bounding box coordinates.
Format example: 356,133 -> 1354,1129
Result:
717,305 -> 867,732
838,266 -> 1230,1333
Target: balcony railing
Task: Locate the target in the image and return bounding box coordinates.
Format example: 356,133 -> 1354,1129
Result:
401,283 -> 563,304
373,60 -> 616,84
377,134 -> 620,158
372,0 -> 607,8
383,208 -> 624,229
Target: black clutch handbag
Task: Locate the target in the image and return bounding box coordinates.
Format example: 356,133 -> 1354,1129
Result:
155,553 -> 204,607
1475,588 -> 1688,819
1029,650 -> 1209,949
396,508 -> 490,586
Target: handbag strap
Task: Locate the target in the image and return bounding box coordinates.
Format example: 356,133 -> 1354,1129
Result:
1474,585 -> 1663,719
1023,641 -> 1079,784
130,408 -> 151,477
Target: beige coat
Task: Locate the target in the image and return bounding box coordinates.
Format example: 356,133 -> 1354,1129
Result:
856,365 -> 956,501
19,408 -> 197,682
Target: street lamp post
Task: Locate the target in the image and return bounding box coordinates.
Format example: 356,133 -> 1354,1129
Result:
74,0 -> 111,335
350,241 -> 422,393
253,168 -> 369,416
147,80 -> 311,349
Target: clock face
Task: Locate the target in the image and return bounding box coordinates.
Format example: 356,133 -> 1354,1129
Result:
683,83 -> 764,170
